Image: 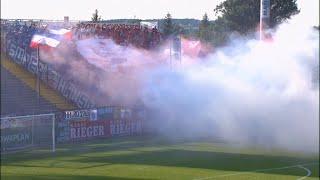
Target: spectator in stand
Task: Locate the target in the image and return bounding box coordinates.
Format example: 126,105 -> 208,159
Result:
73,23 -> 162,49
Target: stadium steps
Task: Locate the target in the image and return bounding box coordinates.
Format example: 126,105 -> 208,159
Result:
1,55 -> 76,112
1,67 -> 57,116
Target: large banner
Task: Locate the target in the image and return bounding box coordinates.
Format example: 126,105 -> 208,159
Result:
4,38 -> 95,109
69,120 -> 110,141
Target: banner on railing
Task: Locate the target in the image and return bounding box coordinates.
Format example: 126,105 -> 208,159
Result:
4,36 -> 95,109
56,106 -> 145,143
69,120 -> 110,141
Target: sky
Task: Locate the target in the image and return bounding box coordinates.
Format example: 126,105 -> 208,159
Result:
1,0 -> 319,25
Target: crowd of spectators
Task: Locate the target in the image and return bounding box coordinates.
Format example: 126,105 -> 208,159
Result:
2,23 -> 36,49
1,21 -> 56,52
74,23 -> 162,49
1,20 -> 163,52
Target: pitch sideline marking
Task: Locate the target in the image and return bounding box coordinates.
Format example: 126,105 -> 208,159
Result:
193,162 -> 318,180
296,165 -> 312,180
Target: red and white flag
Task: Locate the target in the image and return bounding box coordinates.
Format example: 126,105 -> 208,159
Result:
30,34 -> 60,48
30,28 -> 72,48
49,28 -> 72,40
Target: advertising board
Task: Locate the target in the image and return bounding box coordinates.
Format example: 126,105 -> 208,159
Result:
69,120 -> 110,141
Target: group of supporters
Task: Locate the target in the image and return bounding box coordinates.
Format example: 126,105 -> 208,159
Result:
2,23 -> 38,49
1,22 -> 69,52
74,23 -> 162,49
1,21 -> 163,50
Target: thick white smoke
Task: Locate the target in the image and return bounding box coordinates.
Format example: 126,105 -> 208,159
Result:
40,7 -> 318,153
140,14 -> 319,153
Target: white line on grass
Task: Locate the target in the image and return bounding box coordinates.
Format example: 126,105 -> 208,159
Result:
193,162 -> 318,180
296,165 -> 312,180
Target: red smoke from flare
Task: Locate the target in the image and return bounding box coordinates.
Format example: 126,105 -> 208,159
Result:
181,38 -> 213,58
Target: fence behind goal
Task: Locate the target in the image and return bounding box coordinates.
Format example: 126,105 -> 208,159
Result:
1,113 -> 55,153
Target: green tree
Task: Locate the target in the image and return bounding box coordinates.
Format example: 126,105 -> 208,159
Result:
199,13 -> 211,42
162,13 -> 175,38
92,9 -> 102,22
214,0 -> 299,34
210,18 -> 230,46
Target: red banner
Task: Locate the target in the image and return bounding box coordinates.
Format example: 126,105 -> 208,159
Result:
110,119 -> 142,136
69,120 -> 110,141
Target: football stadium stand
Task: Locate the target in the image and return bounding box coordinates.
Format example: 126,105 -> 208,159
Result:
1,56 -> 75,117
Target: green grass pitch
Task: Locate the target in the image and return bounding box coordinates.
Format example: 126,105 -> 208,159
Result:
1,136 -> 319,179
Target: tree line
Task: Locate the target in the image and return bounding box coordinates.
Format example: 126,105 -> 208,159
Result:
91,0 -> 299,47
164,0 -> 298,46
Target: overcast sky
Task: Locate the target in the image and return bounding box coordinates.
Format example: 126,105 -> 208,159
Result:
1,0 -> 319,25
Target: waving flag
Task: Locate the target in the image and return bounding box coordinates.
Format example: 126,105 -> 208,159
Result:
30,34 -> 60,48
49,28 -> 71,35
30,28 -> 71,48
49,28 -> 72,40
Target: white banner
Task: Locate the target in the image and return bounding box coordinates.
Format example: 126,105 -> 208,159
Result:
140,21 -> 158,29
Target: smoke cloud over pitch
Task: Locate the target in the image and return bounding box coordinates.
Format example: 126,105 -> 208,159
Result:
42,10 -> 318,153
140,14 -> 319,153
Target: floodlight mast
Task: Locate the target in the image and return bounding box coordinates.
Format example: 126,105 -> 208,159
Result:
260,0 -> 270,40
